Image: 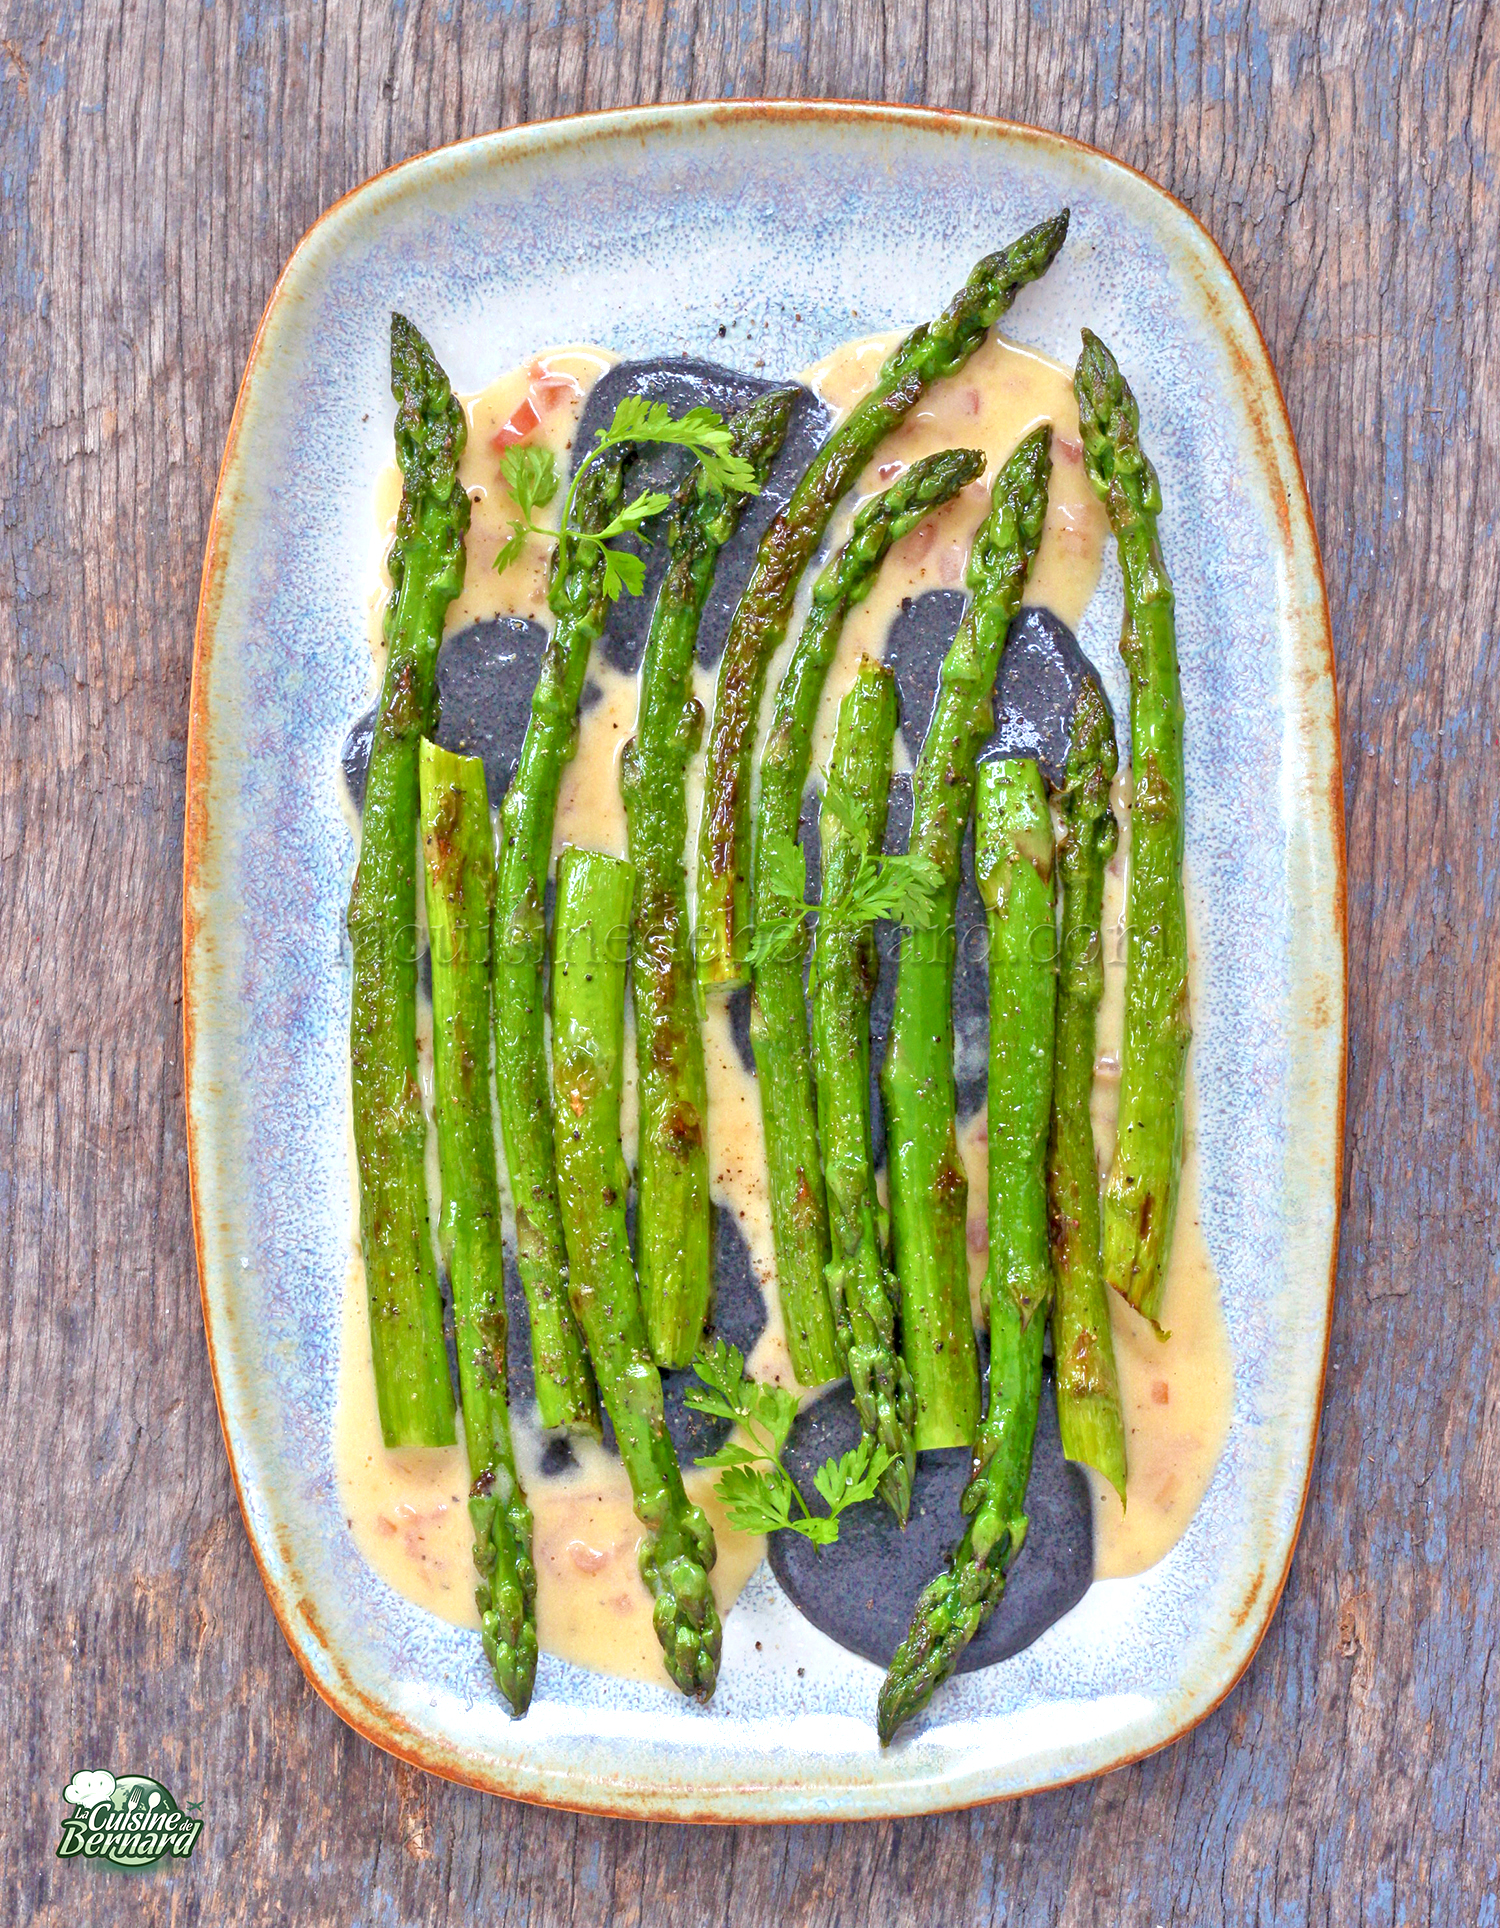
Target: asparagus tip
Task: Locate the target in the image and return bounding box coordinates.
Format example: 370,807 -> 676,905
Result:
1020,205 -> 1071,263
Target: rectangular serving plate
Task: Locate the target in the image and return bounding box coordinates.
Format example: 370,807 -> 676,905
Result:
184,100 -> 1343,1821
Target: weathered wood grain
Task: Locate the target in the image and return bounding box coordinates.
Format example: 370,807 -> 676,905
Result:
2,2 -> 1494,1922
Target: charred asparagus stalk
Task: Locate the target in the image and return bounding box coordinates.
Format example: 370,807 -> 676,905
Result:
1049,678 -> 1128,1496
810,658 -> 916,1521
753,448 -> 984,1386
347,314 -> 465,1448
1075,332 -> 1188,1329
878,756 -> 1056,1741
551,848 -> 722,1699
695,214 -> 1071,989
622,389 -> 797,1368
882,427 -> 1053,1450
418,740 -> 536,1715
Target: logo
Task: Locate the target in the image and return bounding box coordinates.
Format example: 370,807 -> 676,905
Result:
56,1771 -> 204,1868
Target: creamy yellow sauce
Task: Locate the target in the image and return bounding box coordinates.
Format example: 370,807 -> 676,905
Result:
338,328 -> 1230,1687
334,1234 -> 762,1677
1085,789 -> 1232,1575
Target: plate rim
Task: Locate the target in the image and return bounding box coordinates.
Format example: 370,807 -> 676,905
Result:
183,96 -> 1346,1822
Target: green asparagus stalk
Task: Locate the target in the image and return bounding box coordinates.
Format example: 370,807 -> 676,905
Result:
1049,678 -> 1128,1497
810,658 -> 916,1521
1075,331 -> 1189,1330
622,389 -> 798,1368
493,459 -> 625,1435
551,848 -> 722,1699
695,213 -> 1071,990
877,756 -> 1056,1742
883,427 -> 1053,1450
418,740 -> 536,1715
753,447 -> 985,1387
347,314 -> 465,1449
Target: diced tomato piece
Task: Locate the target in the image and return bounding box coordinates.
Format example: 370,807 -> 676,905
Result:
493,395 -> 541,450
532,369 -> 581,411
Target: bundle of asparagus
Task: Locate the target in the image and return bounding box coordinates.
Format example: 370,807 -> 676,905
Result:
342,248 -> 1193,1737
751,447 -> 985,1391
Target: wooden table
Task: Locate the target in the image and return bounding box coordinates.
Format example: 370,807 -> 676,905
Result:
4,4 -> 1489,1921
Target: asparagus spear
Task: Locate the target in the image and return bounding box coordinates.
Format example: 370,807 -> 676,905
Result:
493,458 -> 625,1435
1075,332 -> 1189,1330
883,427 -> 1053,1450
753,447 -> 985,1387
810,658 -> 916,1521
695,213 -> 1071,990
1049,677 -> 1128,1496
418,740 -> 536,1715
878,757 -> 1056,1741
622,389 -> 798,1368
347,314 -> 466,1449
551,848 -> 722,1699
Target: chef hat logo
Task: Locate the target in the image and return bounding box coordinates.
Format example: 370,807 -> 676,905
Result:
63,1770 -> 116,1809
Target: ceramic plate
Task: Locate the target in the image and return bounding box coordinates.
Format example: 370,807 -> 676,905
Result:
184,101 -> 1343,1821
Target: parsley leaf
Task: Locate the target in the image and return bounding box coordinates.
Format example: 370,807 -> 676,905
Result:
599,545 -> 645,603
493,395 -> 760,586
713,1464 -> 797,1537
812,1438 -> 890,1514
603,399 -> 757,497
685,1339 -> 890,1546
744,788 -> 945,972
499,444 -> 559,521
833,849 -> 945,931
495,445 -> 562,575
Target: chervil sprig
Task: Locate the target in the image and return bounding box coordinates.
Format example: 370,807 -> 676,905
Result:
744,778 -> 945,972
684,1338 -> 891,1546
494,396 -> 760,600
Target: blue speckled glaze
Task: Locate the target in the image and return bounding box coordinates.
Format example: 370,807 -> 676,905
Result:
185,102 -> 1343,1820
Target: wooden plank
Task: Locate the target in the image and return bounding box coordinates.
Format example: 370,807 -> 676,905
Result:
1,2 -> 1493,1922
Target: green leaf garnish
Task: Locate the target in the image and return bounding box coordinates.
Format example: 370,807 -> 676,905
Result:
499,444 -> 559,521
744,781 -> 945,972
685,1338 -> 890,1546
837,848 -> 945,931
493,395 -> 759,588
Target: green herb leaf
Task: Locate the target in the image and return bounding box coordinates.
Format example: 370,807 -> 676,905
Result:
688,1342 -> 879,1547
744,1380 -> 800,1458
494,525 -> 529,575
596,396 -> 758,497
743,835 -> 813,972
681,1387 -> 742,1429
494,447 -> 561,575
825,848 -> 945,932
713,1464 -> 797,1537
692,1441 -> 765,1472
687,1337 -> 752,1415
790,1515 -> 841,1547
598,544 -> 645,602
498,444 -> 559,520
812,1438 -> 892,1514
595,489 -> 674,543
